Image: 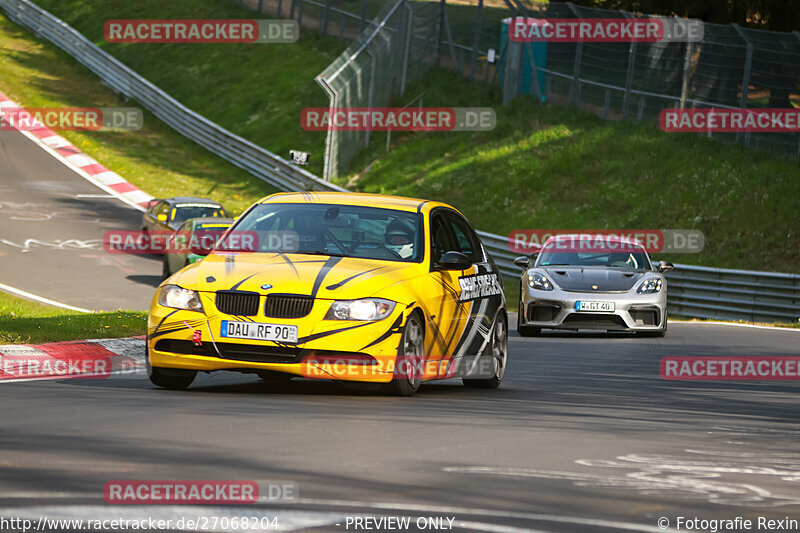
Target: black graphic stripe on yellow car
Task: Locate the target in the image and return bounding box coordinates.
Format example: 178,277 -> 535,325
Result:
277,253 -> 300,277
326,267 -> 385,291
310,256 -> 342,298
296,322 -> 371,344
360,314 -> 403,351
230,273 -> 258,291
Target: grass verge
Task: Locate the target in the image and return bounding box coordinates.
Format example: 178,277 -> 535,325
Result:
0,293 -> 146,344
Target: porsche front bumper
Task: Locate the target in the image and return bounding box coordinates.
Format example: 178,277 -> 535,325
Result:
519,286 -> 667,331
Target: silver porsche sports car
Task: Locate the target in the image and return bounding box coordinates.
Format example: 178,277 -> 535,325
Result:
514,234 -> 673,337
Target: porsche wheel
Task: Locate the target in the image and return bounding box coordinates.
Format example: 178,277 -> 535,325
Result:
464,313 -> 507,389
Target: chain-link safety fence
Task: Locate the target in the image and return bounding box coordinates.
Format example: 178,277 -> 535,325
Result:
233,0 -> 800,178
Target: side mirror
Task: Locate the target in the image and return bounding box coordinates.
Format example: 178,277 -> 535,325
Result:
436,251 -> 472,271
157,213 -> 168,223
657,260 -> 674,272
513,256 -> 529,269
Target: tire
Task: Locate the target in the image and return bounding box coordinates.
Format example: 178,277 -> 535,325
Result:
147,359 -> 196,390
385,312 -> 425,397
161,256 -> 171,280
517,298 -> 541,337
463,313 -> 508,389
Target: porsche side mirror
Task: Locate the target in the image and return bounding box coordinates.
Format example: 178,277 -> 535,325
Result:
657,260 -> 674,272
436,251 -> 472,271
513,256 -> 529,268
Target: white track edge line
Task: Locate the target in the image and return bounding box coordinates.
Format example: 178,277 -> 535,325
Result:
0,282 -> 95,313
16,129 -> 146,212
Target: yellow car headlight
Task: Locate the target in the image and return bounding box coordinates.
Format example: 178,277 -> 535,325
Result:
158,284 -> 204,312
325,298 -> 396,321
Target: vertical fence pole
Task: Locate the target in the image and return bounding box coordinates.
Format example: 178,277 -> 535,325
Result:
360,0 -> 368,32
290,0 -> 296,19
321,0 -> 332,35
365,48 -> 376,148
603,89 -> 611,119
637,95 -> 645,122
298,1 -> 304,27
278,0 -> 283,17
621,10 -> 637,117
442,6 -> 458,71
733,24 -> 753,147
502,40 -> 522,106
400,2 -> 413,96
338,12 -> 345,40
470,0 -> 484,81
258,0 -> 264,12
566,3 -> 583,107
679,39 -> 693,109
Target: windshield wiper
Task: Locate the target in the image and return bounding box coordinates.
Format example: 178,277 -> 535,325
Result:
299,250 -> 348,257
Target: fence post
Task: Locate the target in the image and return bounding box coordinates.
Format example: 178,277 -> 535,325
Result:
258,0 -> 263,12
298,1 -> 304,27
470,0 -> 484,80
566,3 -> 583,107
320,0 -> 332,35
502,40 -> 522,106
290,0 -> 296,19
338,12 -> 345,40
360,0 -> 368,32
733,24 -> 753,147
679,39 -> 693,109
621,10 -> 637,117
441,4 -> 458,70
365,48 -> 376,148
400,2 -> 413,96
278,0 -> 283,17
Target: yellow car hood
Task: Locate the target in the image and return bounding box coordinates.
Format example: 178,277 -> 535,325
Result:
172,252 -> 423,301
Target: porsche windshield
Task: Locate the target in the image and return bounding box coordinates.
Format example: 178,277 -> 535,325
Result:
537,244 -> 651,270
219,202 -> 423,263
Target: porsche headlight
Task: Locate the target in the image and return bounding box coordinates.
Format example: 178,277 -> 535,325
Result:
158,284 -> 204,312
637,278 -> 663,294
528,272 -> 554,291
325,298 -> 396,321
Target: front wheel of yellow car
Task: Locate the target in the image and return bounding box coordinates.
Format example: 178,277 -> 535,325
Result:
147,357 -> 196,390
386,312 -> 425,397
463,314 -> 507,389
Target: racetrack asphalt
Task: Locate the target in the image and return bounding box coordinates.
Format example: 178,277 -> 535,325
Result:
0,127 -> 160,311
0,322 -> 798,532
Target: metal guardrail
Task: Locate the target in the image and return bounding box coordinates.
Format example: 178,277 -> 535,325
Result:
476,231 -> 800,323
3,0 -> 798,323
0,0 -> 345,195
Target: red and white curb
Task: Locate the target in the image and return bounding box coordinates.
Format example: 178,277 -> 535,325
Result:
0,336 -> 145,382
0,91 -> 153,212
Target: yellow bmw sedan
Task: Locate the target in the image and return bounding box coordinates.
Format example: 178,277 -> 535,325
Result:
147,192 -> 508,395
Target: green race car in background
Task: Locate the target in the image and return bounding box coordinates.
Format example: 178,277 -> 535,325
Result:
162,218 -> 235,280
